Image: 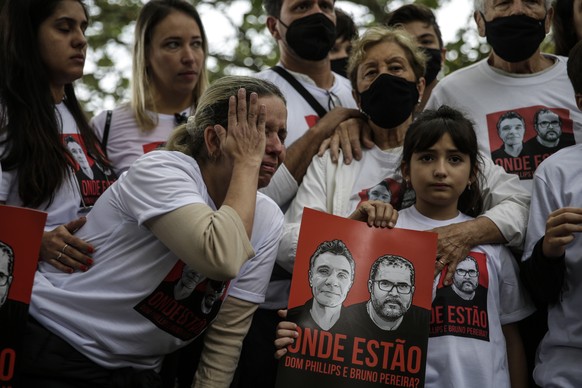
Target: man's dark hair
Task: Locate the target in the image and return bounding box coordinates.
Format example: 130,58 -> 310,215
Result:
459,255 -> 479,273
568,40 -> 582,94
369,255 -> 415,285
534,108 -> 562,127
263,0 -> 283,17
386,3 -> 443,48
496,111 -> 525,132
309,239 -> 355,281
263,0 -> 336,18
335,8 -> 357,42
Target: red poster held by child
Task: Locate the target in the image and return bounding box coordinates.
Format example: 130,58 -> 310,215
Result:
0,205 -> 47,386
276,208 -> 437,388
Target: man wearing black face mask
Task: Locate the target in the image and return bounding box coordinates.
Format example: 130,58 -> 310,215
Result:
256,0 -> 361,207
426,1 -> 582,386
235,1 -> 361,387
386,3 -> 446,112
329,8 -> 358,78
426,0 -> 582,194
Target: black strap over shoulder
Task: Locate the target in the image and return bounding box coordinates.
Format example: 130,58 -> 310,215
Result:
101,109 -> 113,151
270,66 -> 327,118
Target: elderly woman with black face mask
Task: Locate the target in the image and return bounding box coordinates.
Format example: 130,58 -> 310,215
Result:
279,26 -> 530,287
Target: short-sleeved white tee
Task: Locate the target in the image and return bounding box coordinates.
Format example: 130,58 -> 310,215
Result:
30,150 -> 283,370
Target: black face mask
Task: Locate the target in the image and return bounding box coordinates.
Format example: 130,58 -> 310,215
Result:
359,73 -> 419,129
331,57 -> 349,78
279,13 -> 336,61
482,13 -> 547,63
421,47 -> 442,85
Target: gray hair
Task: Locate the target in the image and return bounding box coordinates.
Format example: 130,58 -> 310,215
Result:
309,239 -> 356,282
474,0 -> 552,13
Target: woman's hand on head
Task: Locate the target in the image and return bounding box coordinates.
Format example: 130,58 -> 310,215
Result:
348,200 -> 398,228
40,217 -> 94,273
274,309 -> 299,360
214,88 -> 267,167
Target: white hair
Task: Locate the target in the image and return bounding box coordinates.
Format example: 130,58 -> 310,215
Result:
473,0 -> 552,13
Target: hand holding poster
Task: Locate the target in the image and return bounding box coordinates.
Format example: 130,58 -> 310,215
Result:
276,208 -> 437,388
0,205 -> 47,387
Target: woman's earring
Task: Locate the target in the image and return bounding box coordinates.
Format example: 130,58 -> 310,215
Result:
467,181 -> 472,191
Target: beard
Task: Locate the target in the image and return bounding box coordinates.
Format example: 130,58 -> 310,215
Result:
542,130 -> 560,141
459,280 -> 477,293
372,296 -> 408,321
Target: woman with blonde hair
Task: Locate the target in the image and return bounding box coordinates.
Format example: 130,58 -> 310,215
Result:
91,0 -> 209,175
20,75 -> 287,387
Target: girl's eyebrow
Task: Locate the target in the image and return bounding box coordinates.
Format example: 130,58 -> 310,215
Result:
54,16 -> 88,31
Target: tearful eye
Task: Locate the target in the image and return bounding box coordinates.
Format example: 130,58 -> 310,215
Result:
278,131 -> 287,144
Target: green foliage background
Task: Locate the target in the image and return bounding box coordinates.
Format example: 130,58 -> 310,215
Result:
4,0 -> 495,115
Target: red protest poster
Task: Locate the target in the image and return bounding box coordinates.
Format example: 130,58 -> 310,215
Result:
276,208 -> 437,388
0,205 -> 47,386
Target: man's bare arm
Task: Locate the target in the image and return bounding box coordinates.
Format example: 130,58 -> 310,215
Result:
284,107 -> 360,183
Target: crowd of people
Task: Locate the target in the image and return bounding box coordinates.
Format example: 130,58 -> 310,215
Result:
0,0 -> 581,387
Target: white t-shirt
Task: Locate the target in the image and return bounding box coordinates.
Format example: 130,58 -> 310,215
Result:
30,150 -> 283,370
426,55 -> 582,192
91,105 -> 190,175
256,66 -> 357,146
522,144 -> 582,387
398,206 -> 535,388
0,103 -> 115,230
256,66 -> 358,207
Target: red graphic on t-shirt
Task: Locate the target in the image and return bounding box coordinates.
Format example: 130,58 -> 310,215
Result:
305,115 -> 319,129
431,252 -> 489,341
62,134 -> 116,208
357,178 -> 404,209
134,261 -> 229,341
143,141 -> 165,154
487,106 -> 575,180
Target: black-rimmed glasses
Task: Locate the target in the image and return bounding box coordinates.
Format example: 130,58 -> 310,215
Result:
537,120 -> 560,129
372,280 -> 412,294
455,269 -> 478,277
0,272 -> 12,286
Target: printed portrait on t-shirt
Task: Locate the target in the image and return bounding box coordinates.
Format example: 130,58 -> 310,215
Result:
487,106 -> 575,180
142,141 -> 165,154
134,260 -> 228,341
358,178 -> 403,209
63,134 -> 116,211
431,252 -> 489,341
